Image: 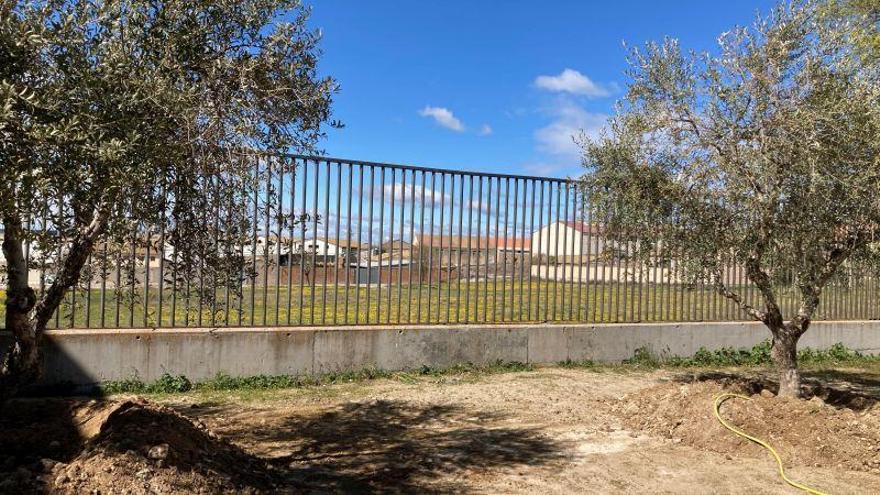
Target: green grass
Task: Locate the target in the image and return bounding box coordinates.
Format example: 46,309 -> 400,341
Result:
3,279 -> 878,329
101,360 -> 536,396
561,340 -> 880,370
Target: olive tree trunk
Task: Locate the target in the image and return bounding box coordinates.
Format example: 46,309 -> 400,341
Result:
1,222 -> 41,400
1,204 -> 110,402
768,324 -> 804,398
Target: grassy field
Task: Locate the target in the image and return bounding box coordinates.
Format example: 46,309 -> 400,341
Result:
2,278 -> 878,329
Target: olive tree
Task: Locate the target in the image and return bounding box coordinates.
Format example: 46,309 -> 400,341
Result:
580,0 -> 880,397
1,0 -> 337,397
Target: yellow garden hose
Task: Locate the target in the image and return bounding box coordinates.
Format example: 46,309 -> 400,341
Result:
713,393 -> 829,495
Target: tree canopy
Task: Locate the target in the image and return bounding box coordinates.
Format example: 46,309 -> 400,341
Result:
1,0 -> 338,393
580,0 -> 880,396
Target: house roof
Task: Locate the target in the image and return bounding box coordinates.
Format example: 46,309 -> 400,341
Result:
491,236 -> 531,250
379,239 -> 413,250
561,221 -> 606,235
415,234 -> 530,250
298,237 -> 365,249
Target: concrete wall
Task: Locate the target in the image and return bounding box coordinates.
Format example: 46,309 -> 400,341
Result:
2,320 -> 879,387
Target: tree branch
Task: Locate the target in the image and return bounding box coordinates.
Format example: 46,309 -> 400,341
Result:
711,267 -> 767,322
31,195 -> 114,330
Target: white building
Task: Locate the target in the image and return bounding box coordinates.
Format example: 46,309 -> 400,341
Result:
530,221 -> 610,261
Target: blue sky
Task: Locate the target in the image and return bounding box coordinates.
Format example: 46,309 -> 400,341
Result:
306,0 -> 776,179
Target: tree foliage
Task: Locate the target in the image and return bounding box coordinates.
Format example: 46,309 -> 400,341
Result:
0,0 -> 337,393
580,0 -> 880,396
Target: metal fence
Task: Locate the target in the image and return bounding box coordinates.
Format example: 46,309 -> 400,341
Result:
3,155 -> 880,329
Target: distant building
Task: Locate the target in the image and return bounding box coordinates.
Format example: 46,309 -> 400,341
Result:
413,234 -> 494,266
375,239 -> 414,260
530,221 -> 609,261
492,236 -> 531,257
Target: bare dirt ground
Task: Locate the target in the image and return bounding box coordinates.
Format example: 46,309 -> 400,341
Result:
2,366 -> 880,494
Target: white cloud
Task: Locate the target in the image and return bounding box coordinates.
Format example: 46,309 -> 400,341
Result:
534,99 -> 608,159
418,106 -> 465,132
526,98 -> 610,176
534,69 -> 610,98
382,182 -> 450,205
479,124 -> 493,136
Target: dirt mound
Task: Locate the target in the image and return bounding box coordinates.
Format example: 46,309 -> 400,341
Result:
0,398 -> 283,494
614,373 -> 880,474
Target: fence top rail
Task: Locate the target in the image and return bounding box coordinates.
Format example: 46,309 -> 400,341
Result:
280,154 -> 575,183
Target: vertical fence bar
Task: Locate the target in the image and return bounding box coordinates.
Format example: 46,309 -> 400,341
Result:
309,160 -> 319,324
492,177 -> 502,322
427,172 -> 437,323
248,162 -> 259,326
509,178 -> 520,320
581,191 -> 596,322
417,171 -> 427,323
343,162 -> 353,324
560,182 -> 570,321
364,165 -> 374,324
353,164 -> 364,325
262,161 -> 272,326
128,220 -> 136,328
500,178 -> 511,321
552,182 -> 562,321
536,180 -> 545,321
387,168 -> 396,324
397,169 -> 406,322
274,163 -> 285,326
454,173 -> 464,322
367,163 -> 376,323
473,176 -> 483,322
383,168 -> 403,324
100,234 -> 108,328
446,174 -> 454,323
464,175 -> 474,323
516,178 -> 525,320
599,207 -> 609,323
520,180 -> 530,322
483,177 -> 493,322
435,173 -> 445,322
211,175 -> 221,327
545,182 -> 555,321
286,159 -> 296,324
527,180 -> 536,321
84,253 -> 92,328
408,170 -> 418,323
157,187 -> 167,327
572,186 -> 581,321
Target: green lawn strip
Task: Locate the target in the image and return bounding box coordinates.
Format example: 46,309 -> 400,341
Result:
7,281 -> 874,330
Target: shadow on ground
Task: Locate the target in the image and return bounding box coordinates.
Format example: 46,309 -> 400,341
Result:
187,398 -> 567,493
669,368 -> 879,411
0,396 -> 566,494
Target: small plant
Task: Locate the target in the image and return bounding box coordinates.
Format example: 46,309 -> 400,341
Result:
152,373 -> 193,393
623,347 -> 660,367
101,375 -> 148,394
556,359 -> 597,369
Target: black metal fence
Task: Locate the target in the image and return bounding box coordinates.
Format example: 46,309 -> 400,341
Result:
3,155 -> 880,328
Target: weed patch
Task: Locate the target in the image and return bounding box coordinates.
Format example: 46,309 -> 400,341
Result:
621,341 -> 879,368
100,360 -> 535,395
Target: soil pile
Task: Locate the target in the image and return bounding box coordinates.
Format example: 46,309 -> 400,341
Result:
0,398 -> 283,494
615,373 -> 880,474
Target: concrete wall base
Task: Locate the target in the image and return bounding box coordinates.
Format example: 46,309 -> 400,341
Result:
1,320 -> 879,387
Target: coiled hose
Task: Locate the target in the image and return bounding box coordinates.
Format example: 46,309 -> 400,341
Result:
713,393 -> 829,495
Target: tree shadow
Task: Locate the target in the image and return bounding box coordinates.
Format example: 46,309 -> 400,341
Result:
186,399 -> 568,494
669,369 -> 879,412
